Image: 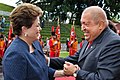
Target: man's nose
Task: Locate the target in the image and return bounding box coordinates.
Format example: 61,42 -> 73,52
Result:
81,25 -> 86,31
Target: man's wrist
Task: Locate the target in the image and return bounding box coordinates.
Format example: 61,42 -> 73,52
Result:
54,70 -> 65,77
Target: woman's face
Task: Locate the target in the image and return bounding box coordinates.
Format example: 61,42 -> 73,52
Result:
25,16 -> 41,41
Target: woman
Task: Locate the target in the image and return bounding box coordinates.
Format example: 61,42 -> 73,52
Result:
2,3 -> 55,80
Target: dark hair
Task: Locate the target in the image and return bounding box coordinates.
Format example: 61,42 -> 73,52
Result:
51,32 -> 56,36
0,34 -> 4,39
11,33 -> 15,38
10,3 -> 43,36
81,36 -> 85,40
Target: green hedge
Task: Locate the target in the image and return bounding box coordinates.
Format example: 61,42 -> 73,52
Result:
0,3 -> 14,12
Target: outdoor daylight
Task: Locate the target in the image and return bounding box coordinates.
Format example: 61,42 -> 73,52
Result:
0,0 -> 120,80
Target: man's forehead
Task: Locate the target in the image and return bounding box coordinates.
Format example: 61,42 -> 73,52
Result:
81,20 -> 91,24
80,17 -> 91,23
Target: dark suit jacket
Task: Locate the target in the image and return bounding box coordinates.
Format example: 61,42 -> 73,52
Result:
2,37 -> 55,80
50,27 -> 120,80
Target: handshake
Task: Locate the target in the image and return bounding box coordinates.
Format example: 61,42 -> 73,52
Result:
63,61 -> 80,76
44,55 -> 80,77
54,61 -> 80,77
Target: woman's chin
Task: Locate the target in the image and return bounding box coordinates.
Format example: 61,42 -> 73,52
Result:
36,37 -> 39,40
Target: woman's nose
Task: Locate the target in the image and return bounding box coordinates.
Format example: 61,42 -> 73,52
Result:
39,26 -> 42,31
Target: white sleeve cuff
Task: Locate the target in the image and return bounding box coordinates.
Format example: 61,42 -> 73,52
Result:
48,57 -> 50,66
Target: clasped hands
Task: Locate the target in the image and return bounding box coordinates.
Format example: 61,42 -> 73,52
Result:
44,55 -> 80,77
63,61 -> 80,76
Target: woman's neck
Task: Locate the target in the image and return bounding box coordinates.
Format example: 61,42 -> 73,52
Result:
19,36 -> 34,53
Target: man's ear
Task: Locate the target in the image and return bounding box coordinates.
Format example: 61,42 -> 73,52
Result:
99,21 -> 104,30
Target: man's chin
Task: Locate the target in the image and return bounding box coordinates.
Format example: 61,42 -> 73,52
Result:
85,37 -> 90,41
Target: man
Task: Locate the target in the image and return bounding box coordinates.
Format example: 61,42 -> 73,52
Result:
39,35 -> 44,48
48,6 -> 120,80
0,34 -> 6,58
66,38 -> 69,52
49,32 -> 58,57
56,39 -> 61,57
68,37 -> 78,56
1,16 -> 5,28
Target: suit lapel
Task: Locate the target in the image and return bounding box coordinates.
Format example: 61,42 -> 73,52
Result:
78,42 -> 96,62
33,41 -> 44,55
78,42 -> 88,61
78,27 -> 110,62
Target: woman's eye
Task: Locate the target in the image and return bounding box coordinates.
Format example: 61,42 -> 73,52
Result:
37,25 -> 40,27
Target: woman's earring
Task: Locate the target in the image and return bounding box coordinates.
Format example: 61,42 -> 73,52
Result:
24,33 -> 27,37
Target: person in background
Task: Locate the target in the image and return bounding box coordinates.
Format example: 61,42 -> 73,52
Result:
39,35 -> 44,48
70,37 -> 78,56
68,37 -> 78,56
68,37 -> 74,55
44,37 -> 50,57
41,19 -> 45,28
79,36 -> 85,48
49,32 -> 58,57
66,38 -> 69,52
2,3 -> 55,80
7,33 -> 16,47
56,39 -> 61,57
108,20 -> 117,33
0,34 -> 6,58
47,6 -> 120,80
2,34 -> 8,53
1,16 -> 5,28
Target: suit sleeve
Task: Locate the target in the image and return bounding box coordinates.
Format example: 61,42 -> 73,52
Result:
3,51 -> 27,80
76,40 -> 120,80
50,49 -> 81,69
48,67 -> 55,80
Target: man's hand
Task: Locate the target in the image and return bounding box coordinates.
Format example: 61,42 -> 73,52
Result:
54,41 -> 58,45
63,61 -> 80,76
71,40 -> 74,44
54,70 -> 65,77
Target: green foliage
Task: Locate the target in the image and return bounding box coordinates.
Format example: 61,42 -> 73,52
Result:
104,0 -> 120,20
0,3 -> 14,12
60,51 -> 69,58
40,21 -> 83,43
18,0 -> 120,22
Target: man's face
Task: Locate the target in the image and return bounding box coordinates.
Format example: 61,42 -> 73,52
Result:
53,35 -> 57,39
81,13 -> 101,42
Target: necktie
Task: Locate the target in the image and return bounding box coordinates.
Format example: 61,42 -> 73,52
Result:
87,41 -> 92,48
85,41 -> 92,52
